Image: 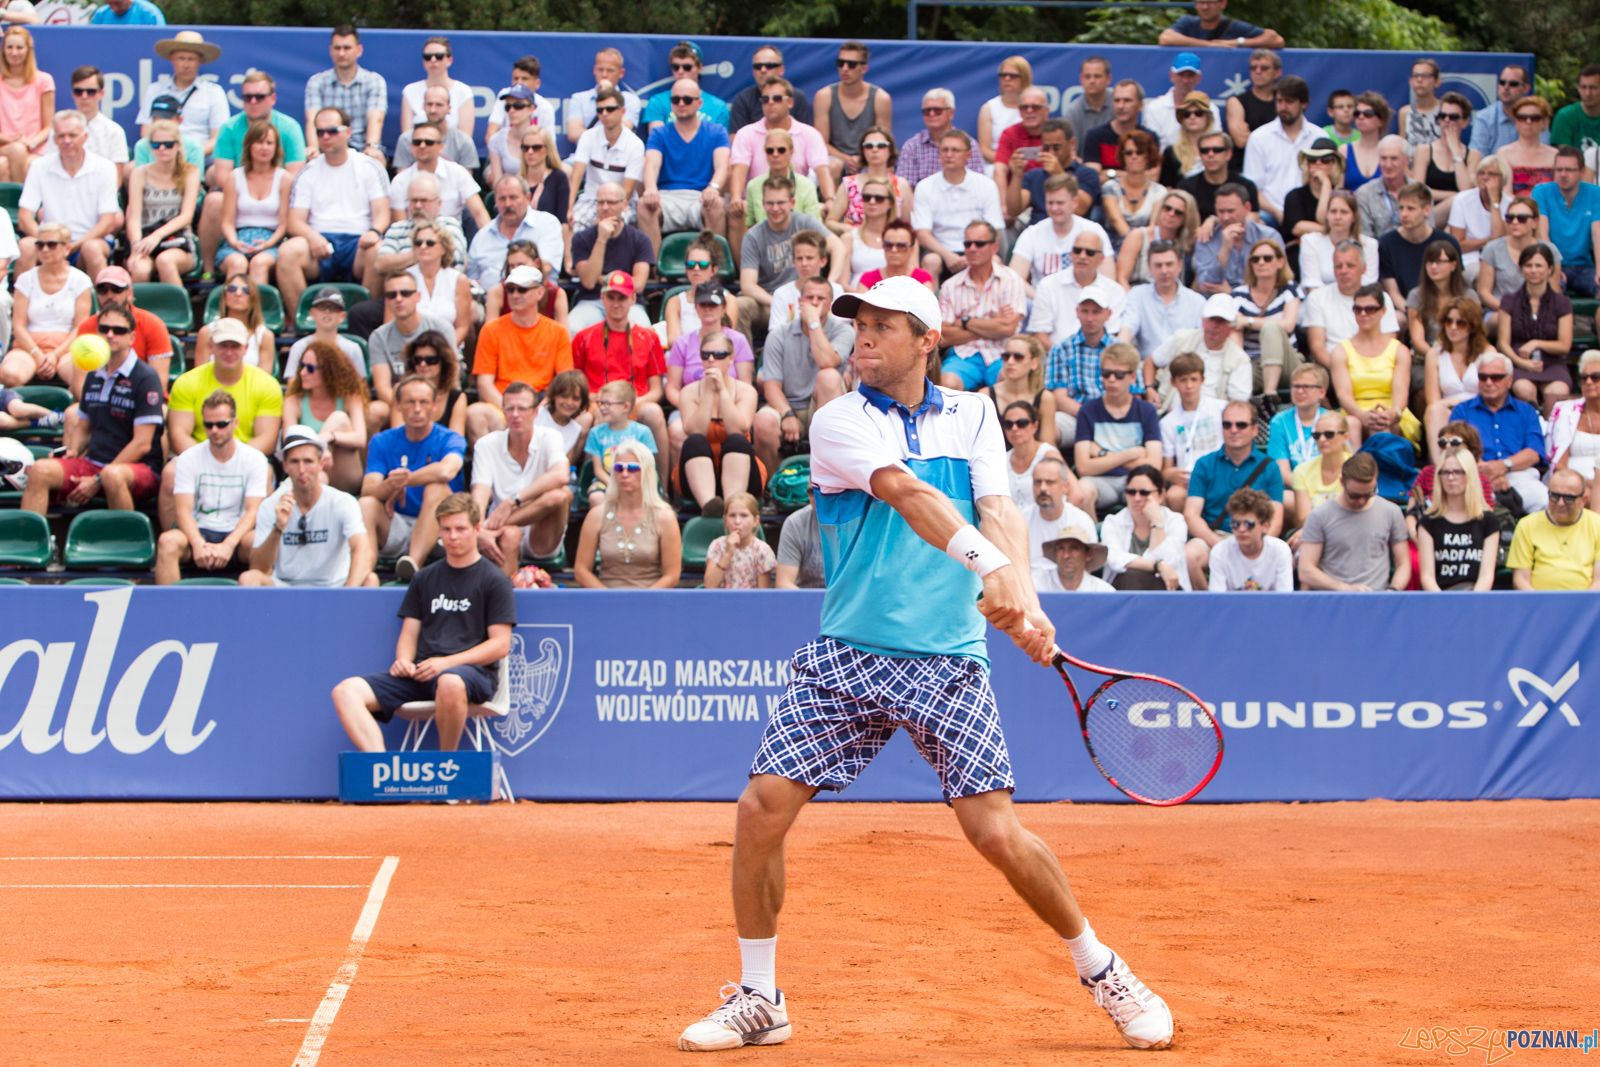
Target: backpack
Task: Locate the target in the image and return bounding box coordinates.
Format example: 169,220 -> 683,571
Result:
768,462 -> 811,513
1358,432 -> 1419,506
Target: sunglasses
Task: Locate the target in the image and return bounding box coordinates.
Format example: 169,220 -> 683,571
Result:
921,106 -> 950,115
861,192 -> 891,204
1477,372 -> 1509,382
386,289 -> 419,299
1071,246 -> 1103,257
1125,487 -> 1156,497
1442,317 -> 1467,327
760,94 -> 789,104
315,126 -> 345,137
522,143 -> 546,152
700,348 -> 733,360
882,240 -> 911,250
1439,112 -> 1464,121
1019,103 -> 1047,112
594,104 -> 621,114
836,58 -> 863,69
1506,213 -> 1535,223
999,71 -> 1023,79
423,51 -> 449,61
764,146 -> 789,155
1249,253 -> 1278,263
1198,145 -> 1229,155
411,137 -> 440,147
413,238 -> 439,248
752,61 -> 781,71
1352,304 -> 1383,315
240,92 -> 270,103
1437,436 -> 1466,448
94,283 -> 128,295
1438,468 -> 1465,476
1221,420 -> 1253,430
1101,369 -> 1132,380
202,419 -> 235,430
1499,78 -> 1525,87
299,362 -> 318,373
72,86 -> 100,97
684,258 -> 713,270
1001,351 -> 1030,362
962,239 -> 993,248
1354,108 -> 1379,119
412,354 -> 442,366
34,240 -> 61,249
224,284 -> 250,295
613,462 -> 643,473
505,101 -> 531,110
1549,491 -> 1585,504
1179,108 -> 1207,118
670,62 -> 698,73
861,141 -> 891,151
1582,373 -> 1600,384
149,140 -> 176,150
671,95 -> 701,106
1232,518 -> 1259,531
98,323 -> 133,336
1516,114 -> 1543,123
1000,418 -> 1033,429
1310,430 -> 1342,440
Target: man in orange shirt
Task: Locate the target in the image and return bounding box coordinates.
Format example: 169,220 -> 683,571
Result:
468,263 -> 573,445
70,267 -> 175,394
570,269 -> 668,468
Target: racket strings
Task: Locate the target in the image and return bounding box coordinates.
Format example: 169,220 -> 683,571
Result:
1083,676 -> 1219,804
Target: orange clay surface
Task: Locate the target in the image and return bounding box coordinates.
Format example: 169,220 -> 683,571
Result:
2,800 -> 1595,1066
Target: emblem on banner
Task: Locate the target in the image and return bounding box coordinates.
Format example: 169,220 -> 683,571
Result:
496,624 -> 573,755
1507,663 -> 1580,728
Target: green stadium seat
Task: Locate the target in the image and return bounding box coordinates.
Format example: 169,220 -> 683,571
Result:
680,515 -> 722,569
175,576 -> 239,585
0,575 -> 29,585
0,510 -> 51,566
64,511 -> 156,569
531,542 -> 567,571
63,576 -> 136,586
295,283 -> 369,332
132,282 -> 194,334
9,385 -> 71,443
0,180 -> 20,224
203,282 -> 287,334
658,232 -> 736,282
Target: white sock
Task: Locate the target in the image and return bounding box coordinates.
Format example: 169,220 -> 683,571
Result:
1065,923 -> 1114,981
738,936 -> 778,1001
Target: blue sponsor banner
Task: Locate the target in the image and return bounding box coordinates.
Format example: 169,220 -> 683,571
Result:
339,750 -> 496,803
32,25 -> 1527,156
0,586 -> 1594,803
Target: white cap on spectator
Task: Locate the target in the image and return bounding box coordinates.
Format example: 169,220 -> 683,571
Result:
505,264 -> 543,288
832,276 -> 943,338
1203,293 -> 1240,320
210,317 -> 249,345
1077,282 -> 1115,309
278,425 -> 327,458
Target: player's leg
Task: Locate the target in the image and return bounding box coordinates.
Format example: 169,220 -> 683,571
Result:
331,676 -> 387,751
431,671 -> 468,751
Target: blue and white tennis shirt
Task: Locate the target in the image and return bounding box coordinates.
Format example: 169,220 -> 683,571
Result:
810,381 -> 1010,664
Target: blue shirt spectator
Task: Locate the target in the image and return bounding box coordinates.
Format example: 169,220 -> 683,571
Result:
1022,163 -> 1101,221
646,120 -> 729,191
1449,393 -> 1544,465
1530,178 -> 1600,271
1188,445 -> 1285,531
1193,217 -> 1281,292
90,0 -> 166,24
366,423 -> 466,518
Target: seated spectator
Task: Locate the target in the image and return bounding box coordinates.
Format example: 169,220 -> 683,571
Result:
470,381 -> 571,580
768,231 -> 843,331
584,379 -> 657,507
1447,155 -> 1511,283
1010,173 -> 1113,286
283,340 -> 368,493
390,120 -> 489,232
728,44 -> 813,139
1208,487 -> 1294,591
1159,352 -> 1226,509
400,36 -> 474,141
1176,130 -> 1255,223
754,275 -> 852,475
1500,95 -> 1558,196
1100,464 -> 1187,589
775,499 -> 825,589
571,271 -> 669,466
1118,239 -> 1203,361
1477,198 -> 1556,324
56,64 -> 129,185
738,175 -> 841,340
1141,53 -> 1223,154
1148,294 -> 1252,404
1379,183 -> 1462,326
1339,96 -> 1388,195
1411,92 -> 1479,213
992,334 -> 1057,448
20,304 -> 161,514
394,330 -> 466,437
1297,453 -> 1410,591
0,221 -> 89,387
241,426 -> 374,588
1018,121 -> 1101,221
1547,350 -> 1600,495
1116,189 -> 1198,289
1329,283 -> 1419,446
1025,230 -> 1125,350
902,88 -> 981,190
1073,342 -> 1162,513
1045,282 -> 1119,445
813,40 -> 893,186
197,71 -> 307,272
1507,468 -> 1600,589
1355,136 -> 1411,240
1417,449 -> 1498,591
642,40 -> 731,133
837,175 -> 894,288
154,390 -> 268,584
1531,146 -> 1600,299
743,128 -> 823,234
535,368 -> 592,467
666,283 -> 755,461
217,120 -> 290,286
1409,421 -> 1495,528
283,287 -> 367,381
140,31 -> 227,171
0,27 -> 50,182
124,117 -> 198,285
1323,89 -> 1357,151
1232,239 -> 1302,395
512,126 -> 570,228
936,220 -> 1027,391
1193,183 -> 1281,295
194,273 -> 276,375
17,111 -> 119,278
678,329 -> 762,517
1450,354 -> 1548,511
405,220 -> 471,351
664,233 -> 740,344
563,47 -> 643,146
704,491 -> 775,589
370,270 -> 453,428
1422,297 -> 1489,463
90,0 -> 164,24
1036,523 -> 1114,592
911,130 -> 1003,281
855,218 -> 935,292
1021,455 -> 1094,576
1267,364 -> 1335,486
361,374 -> 466,581
393,83 -> 477,172
1298,191 -> 1378,292
484,84 -> 539,187
637,78 -> 728,256
1101,130 -> 1166,249
728,76 -> 833,259
1303,240 -> 1401,372
573,437 -> 683,589
1290,411 -> 1353,529
469,264 -> 573,443
568,87 -> 644,230
276,108 -> 390,317
1407,240 -> 1478,358
1161,88 -> 1219,187
483,242 -> 566,329
569,181 -> 654,334
332,492 -> 516,754
1183,399 -> 1284,587
1496,241 -> 1573,412
825,126 -> 909,234
461,177 -> 558,297
302,25 -> 387,165
75,268 -> 174,390
1002,399 -> 1065,510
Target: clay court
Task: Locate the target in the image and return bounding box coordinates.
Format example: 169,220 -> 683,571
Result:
3,799 -> 1593,1065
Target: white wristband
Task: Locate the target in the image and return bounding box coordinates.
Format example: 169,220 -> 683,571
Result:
945,525 -> 1011,577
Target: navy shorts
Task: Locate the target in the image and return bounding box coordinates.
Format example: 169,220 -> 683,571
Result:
360,663 -> 498,723
750,637 -> 1014,801
318,232 -> 361,280
200,527 -> 230,544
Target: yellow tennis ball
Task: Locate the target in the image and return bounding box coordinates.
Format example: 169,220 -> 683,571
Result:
71,333 -> 111,373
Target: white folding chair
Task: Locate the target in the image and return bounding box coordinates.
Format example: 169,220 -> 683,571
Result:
396,658 -> 515,801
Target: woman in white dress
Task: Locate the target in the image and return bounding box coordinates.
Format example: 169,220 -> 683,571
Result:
0,222 -> 90,388
405,220 -> 472,351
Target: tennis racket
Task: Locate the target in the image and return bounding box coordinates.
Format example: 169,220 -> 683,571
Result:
1051,647 -> 1223,806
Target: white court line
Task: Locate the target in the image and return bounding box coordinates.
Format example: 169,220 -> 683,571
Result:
0,884 -> 368,889
0,856 -> 377,861
293,856 -> 400,1067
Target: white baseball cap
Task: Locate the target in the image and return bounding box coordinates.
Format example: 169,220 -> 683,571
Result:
1077,282 -> 1116,309
505,264 -> 544,288
1203,293 -> 1240,320
277,424 -> 328,458
832,275 -> 943,337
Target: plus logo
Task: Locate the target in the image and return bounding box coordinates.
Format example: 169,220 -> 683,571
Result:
1506,663 -> 1581,727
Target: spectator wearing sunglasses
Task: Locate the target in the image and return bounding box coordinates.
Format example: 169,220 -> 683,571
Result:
194,273 -> 275,375
392,84 -> 479,171
898,88 -> 983,189
813,41 -> 893,187
640,41 -> 731,135
568,87 -> 645,231
1507,468 -> 1600,589
199,70 -> 306,275
73,266 -> 174,389
637,77 -> 729,258
54,65 -> 129,185
729,45 -> 813,136
1546,350 -> 1600,488
1450,352 -> 1548,511
729,77 -> 833,212
154,390 -> 269,585
678,329 -> 764,517
484,84 -> 541,188
938,220 -> 1027,392
1072,342 -> 1162,513
303,25 -> 388,163
400,36 -> 474,141
573,437 -> 681,589
241,427 -> 375,588
1100,465 -> 1189,590
1206,488 -> 1293,591
1296,453 -> 1410,591
0,220 -> 89,389
1289,410 -> 1353,530
564,47 -> 643,146
283,340 -> 368,492
1469,65 -> 1539,158
745,128 -> 823,233
1182,399 -> 1284,587
390,121 -> 490,233
484,56 -> 558,149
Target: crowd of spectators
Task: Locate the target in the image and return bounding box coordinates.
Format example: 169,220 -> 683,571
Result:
4,13 -> 1600,591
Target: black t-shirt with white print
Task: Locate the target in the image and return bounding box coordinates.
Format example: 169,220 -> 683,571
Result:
399,556 -> 517,662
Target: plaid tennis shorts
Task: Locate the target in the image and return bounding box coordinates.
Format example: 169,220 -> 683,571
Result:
750,636 -> 1015,802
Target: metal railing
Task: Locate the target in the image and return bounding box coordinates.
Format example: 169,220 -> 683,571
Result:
907,0 -> 1190,39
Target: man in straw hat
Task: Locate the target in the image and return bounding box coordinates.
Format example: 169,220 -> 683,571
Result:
139,30 -> 228,166
1037,521 -> 1114,592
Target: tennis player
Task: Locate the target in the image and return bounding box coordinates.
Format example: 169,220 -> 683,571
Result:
678,276 -> 1174,1052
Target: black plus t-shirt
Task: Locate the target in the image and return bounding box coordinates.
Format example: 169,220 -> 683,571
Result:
399,556 -> 517,661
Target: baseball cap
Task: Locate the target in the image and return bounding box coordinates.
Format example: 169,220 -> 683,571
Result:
1203,293 -> 1240,320
149,94 -> 183,118
1302,137 -> 1340,158
499,84 -> 537,103
311,286 -> 346,310
831,275 -> 943,337
1171,52 -> 1201,74
1077,282 -> 1115,309
278,424 -> 328,459
694,280 -> 726,306
603,270 -> 636,297
209,317 -> 249,345
505,264 -> 543,288
95,266 -> 132,289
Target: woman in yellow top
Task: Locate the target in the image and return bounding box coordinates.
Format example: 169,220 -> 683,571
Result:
1290,411 -> 1353,530
1329,282 -> 1421,447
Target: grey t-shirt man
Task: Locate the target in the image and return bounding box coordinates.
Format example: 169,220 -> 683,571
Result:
1299,495 -> 1408,590
741,213 -> 831,293
757,315 -> 855,409
777,504 -> 825,588
369,314 -> 455,377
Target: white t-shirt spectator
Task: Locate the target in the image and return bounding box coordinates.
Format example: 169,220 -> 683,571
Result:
19,152 -> 119,239
1010,216 -> 1112,282
1301,286 -> 1400,345
401,79 -> 475,128
46,113 -> 130,167
911,170 -> 1004,253
1208,535 -> 1294,591
487,93 -> 558,136
1023,500 -> 1094,577
1036,568 -> 1115,592
172,442 -> 270,535
290,154 -> 390,235
471,426 -> 569,507
573,124 -> 647,200
1160,395 -> 1226,471
15,266 -> 91,333
253,483 -> 366,587
389,160 -> 481,220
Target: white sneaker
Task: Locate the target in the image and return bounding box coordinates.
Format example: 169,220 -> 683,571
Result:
1082,952 -> 1173,1049
678,983 -> 791,1051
